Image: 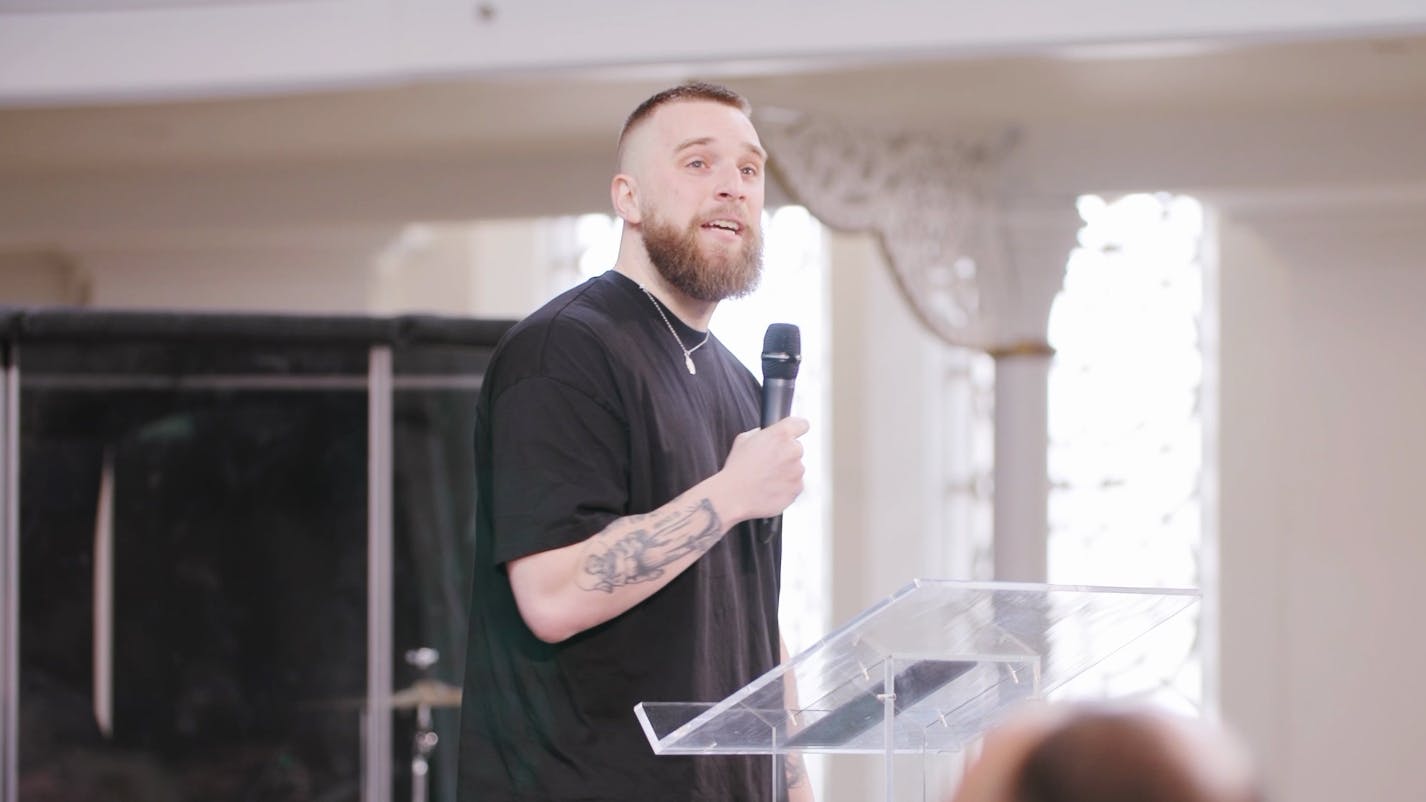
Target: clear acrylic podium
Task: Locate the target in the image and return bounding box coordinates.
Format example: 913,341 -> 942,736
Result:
636,579 -> 1199,801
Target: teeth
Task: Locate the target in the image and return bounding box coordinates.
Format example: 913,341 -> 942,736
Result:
706,220 -> 740,232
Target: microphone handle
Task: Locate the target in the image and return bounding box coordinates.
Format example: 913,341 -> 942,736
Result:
759,377 -> 796,539
760,378 -> 796,428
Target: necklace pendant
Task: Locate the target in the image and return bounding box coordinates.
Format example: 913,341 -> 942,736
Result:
685,355 -> 697,375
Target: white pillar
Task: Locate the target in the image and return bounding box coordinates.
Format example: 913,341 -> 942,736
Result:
986,204 -> 1081,582
991,350 -> 1052,581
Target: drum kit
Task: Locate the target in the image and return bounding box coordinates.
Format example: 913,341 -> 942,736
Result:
313,647 -> 462,802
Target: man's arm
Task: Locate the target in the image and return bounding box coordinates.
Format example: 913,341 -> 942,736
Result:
782,638 -> 814,802
507,416 -> 809,644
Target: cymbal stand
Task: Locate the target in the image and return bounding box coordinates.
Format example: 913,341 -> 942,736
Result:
406,648 -> 441,802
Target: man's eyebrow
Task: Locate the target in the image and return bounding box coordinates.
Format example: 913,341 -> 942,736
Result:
674,136 -> 712,152
673,137 -> 768,162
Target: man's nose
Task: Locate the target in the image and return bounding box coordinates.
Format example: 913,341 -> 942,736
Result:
714,164 -> 745,200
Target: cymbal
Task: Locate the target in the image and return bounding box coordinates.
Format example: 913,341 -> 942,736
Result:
389,678 -> 462,710
305,679 -> 464,711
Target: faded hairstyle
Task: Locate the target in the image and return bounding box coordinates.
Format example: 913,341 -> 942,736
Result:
616,81 -> 751,166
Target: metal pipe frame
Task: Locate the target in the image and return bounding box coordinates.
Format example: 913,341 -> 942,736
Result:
1,347 -> 19,802
364,346 -> 394,802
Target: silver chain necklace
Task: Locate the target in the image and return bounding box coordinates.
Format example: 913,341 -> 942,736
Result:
639,285 -> 711,375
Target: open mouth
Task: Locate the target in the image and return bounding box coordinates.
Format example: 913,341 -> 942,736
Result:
701,219 -> 743,235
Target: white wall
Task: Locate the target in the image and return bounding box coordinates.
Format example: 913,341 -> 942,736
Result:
0,250 -> 88,305
78,230 -> 393,313
371,220 -> 551,318
0,222 -> 552,318
1216,191 -> 1426,802
825,230 -> 966,802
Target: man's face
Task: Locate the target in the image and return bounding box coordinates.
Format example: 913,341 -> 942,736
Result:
631,100 -> 767,301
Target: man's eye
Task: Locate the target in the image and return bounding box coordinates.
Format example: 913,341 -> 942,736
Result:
742,165 -> 760,177
688,159 -> 706,168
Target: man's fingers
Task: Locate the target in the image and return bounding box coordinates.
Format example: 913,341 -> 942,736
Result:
771,416 -> 810,438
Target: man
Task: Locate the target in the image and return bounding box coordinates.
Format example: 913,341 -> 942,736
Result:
947,703 -> 1262,802
457,82 -> 812,801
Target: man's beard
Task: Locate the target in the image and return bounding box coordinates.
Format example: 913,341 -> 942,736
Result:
641,209 -> 763,302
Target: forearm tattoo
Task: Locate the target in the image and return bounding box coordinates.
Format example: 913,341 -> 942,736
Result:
784,753 -> 808,789
578,498 -> 723,593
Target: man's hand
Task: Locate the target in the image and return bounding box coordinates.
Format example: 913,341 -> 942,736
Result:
713,416 -> 809,524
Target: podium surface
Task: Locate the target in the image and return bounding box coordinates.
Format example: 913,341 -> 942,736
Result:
637,580 -> 1198,757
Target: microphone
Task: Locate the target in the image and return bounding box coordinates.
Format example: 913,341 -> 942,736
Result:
760,323 -> 801,540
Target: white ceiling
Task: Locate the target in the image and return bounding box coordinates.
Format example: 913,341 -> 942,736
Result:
1,33 -> 1424,175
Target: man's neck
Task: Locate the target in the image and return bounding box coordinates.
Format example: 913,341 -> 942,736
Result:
614,263 -> 717,331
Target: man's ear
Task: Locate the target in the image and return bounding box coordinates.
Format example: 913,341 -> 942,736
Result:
611,173 -> 642,225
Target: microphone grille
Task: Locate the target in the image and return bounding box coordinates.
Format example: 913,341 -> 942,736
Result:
761,323 -> 801,380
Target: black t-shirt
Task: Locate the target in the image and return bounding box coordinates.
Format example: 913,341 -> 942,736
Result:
457,271 -> 781,801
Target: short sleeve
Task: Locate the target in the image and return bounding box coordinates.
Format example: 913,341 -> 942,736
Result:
486,374 -> 629,566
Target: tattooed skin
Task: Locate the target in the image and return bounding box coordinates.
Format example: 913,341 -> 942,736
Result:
578,498 -> 723,593
784,753 -> 808,790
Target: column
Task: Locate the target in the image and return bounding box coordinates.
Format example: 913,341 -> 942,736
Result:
987,204 -> 1082,582
759,111 -> 1080,583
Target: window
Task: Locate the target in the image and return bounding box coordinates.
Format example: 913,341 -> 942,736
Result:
1046,193 -> 1210,712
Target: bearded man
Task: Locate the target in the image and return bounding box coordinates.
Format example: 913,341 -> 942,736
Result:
457,83 -> 812,802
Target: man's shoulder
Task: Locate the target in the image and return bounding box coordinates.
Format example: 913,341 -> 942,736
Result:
505,274 -> 629,351
483,274 -> 635,404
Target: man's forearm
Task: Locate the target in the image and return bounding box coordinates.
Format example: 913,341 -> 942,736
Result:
578,497 -> 723,592
785,752 -> 810,792
780,638 -> 815,800
508,474 -> 739,643
508,418 -> 806,644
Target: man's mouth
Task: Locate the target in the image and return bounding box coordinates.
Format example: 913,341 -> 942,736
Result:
701,219 -> 744,235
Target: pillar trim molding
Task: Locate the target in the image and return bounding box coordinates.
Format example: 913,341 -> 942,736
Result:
760,109 -> 1081,582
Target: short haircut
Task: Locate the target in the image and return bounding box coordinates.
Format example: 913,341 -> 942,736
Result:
616,81 -> 751,165
1014,709 -> 1261,802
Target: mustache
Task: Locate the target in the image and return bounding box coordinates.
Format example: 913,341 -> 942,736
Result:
698,206 -> 752,224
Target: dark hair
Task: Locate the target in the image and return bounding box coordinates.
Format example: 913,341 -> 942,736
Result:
1014,710 -> 1261,802
616,82 -> 751,162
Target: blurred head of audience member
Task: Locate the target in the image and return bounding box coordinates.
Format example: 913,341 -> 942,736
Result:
949,703 -> 1263,802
